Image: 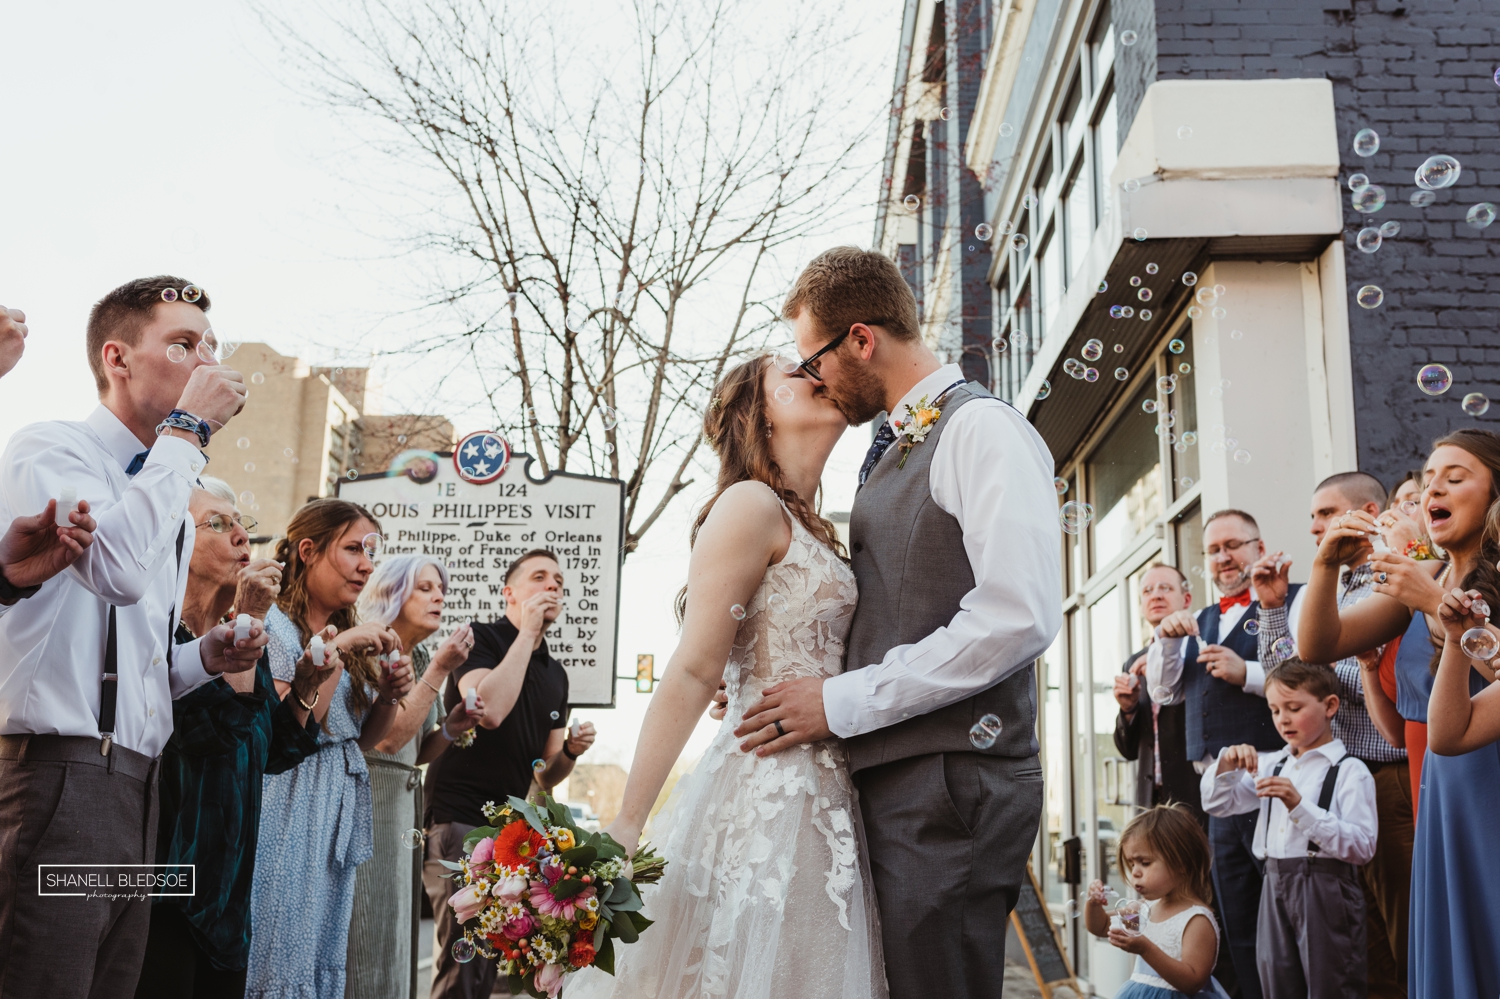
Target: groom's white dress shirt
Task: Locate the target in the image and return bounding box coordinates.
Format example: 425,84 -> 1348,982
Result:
823,364 -> 1062,739
0,405 -> 214,757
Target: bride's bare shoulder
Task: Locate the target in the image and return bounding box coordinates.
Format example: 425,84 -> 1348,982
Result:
698,481 -> 785,541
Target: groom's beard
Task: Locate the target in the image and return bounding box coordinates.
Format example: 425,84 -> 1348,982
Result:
821,362 -> 886,426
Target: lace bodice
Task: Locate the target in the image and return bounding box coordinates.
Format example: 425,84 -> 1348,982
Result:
721,500 -> 859,718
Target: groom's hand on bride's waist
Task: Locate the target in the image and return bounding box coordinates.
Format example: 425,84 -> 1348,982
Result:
734,677 -> 832,756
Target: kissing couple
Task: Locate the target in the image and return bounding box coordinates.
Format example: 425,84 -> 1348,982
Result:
566,246 -> 1062,999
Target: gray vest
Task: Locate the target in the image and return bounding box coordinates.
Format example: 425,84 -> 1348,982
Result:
843,382 -> 1039,775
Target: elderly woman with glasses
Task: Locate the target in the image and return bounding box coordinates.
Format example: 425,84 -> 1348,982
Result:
345,554 -> 483,999
135,478 -> 336,999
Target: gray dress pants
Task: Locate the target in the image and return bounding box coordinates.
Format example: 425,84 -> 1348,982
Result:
1256,857 -> 1367,999
854,752 -> 1044,999
0,735 -> 159,999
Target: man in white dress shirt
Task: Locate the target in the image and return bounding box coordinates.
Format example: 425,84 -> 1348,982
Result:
737,247 -> 1061,998
0,276 -> 269,999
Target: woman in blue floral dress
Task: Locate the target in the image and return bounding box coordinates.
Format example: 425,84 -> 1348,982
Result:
244,500 -> 412,999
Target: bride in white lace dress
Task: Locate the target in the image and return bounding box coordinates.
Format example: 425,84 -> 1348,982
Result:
566,355 -> 886,999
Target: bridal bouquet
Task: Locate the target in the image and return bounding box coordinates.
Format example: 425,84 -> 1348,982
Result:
442,794 -> 665,997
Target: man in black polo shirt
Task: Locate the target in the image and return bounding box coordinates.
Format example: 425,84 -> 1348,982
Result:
422,548 -> 596,999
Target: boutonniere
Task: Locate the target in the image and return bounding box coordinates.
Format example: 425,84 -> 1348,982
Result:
893,395 -> 942,469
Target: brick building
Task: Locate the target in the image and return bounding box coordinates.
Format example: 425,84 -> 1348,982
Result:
877,0 -> 1498,990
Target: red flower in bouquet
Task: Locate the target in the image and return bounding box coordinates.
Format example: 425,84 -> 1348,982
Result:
494,821 -> 548,868
568,939 -> 597,968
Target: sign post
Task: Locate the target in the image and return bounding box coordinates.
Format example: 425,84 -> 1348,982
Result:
339,445 -> 625,707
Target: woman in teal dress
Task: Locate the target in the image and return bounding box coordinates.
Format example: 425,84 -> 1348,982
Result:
244,500 -> 411,999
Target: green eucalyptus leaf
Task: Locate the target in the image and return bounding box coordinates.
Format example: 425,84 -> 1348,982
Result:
461,826 -> 498,851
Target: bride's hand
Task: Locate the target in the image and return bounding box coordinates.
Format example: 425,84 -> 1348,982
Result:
604,819 -> 641,859
708,681 -> 728,721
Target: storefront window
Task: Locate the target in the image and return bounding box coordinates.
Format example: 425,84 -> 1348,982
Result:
1169,337 -> 1200,497
1089,386 -> 1163,571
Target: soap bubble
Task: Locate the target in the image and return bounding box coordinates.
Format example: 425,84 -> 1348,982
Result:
1133,227 -> 1148,241
1130,276 -> 1142,287
181,285 -> 203,304
1138,288 -> 1152,302
1466,202 -> 1496,229
1415,155 -> 1461,190
251,372 -> 265,385
166,344 -> 187,363
1157,376 -> 1176,395
904,194 -> 920,211
1084,367 -> 1100,382
1182,271 -> 1198,286
1023,193 -> 1037,210
160,287 -> 179,303
1177,125 -> 1193,140
968,713 -> 1004,749
1462,392 -> 1490,416
1110,306 -> 1124,319
601,405 -> 619,430
976,223 -> 994,240
767,593 -> 788,615
1146,263 -> 1159,274
1152,685 -> 1173,702
347,469 -> 358,480
1182,431 -> 1198,445
1082,339 -> 1104,361
1065,898 -> 1081,919
283,447 -> 295,457
1139,309 -> 1153,321
939,107 -> 951,120
1036,380 -> 1051,400
1195,287 -> 1218,306
1460,627 -> 1499,662
1098,280 -> 1109,294
992,337 -> 1009,353
1168,339 -> 1185,354
1054,477 -> 1069,495
236,437 -> 250,449
1348,173 -> 1369,192
1411,190 -> 1436,208
1013,234 -> 1029,250
730,604 -> 747,621
999,122 -> 1014,137
1180,362 -> 1194,374
1065,358 -> 1086,379
1495,66 -> 1500,87
1352,184 -> 1387,213
1233,449 -> 1252,464
774,384 -> 795,405
1417,364 -> 1453,395
1120,29 -> 1139,45
1353,128 -> 1380,157
773,355 -> 801,375
1179,476 -> 1194,489
362,533 -> 385,559
1143,399 -> 1159,414
531,758 -> 546,774
1116,899 -> 1147,934
1356,285 -> 1384,309
1121,306 -> 1135,318
1114,343 -> 1124,353
196,341 -> 219,365
1060,501 -> 1095,535
1114,367 -> 1129,380
1273,636 -> 1297,659
1473,597 -> 1491,619
1123,178 -> 1141,193
1244,620 -> 1260,636
452,939 -> 476,963
239,490 -> 254,505
1380,220 -> 1401,238
1213,307 -> 1228,320
400,828 -> 424,850
1356,228 -> 1382,253
244,462 -> 255,473
999,220 -> 1015,235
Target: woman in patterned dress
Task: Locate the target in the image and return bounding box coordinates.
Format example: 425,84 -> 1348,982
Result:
567,355 -> 887,999
244,500 -> 413,999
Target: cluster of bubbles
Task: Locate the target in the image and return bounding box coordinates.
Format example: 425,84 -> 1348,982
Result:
1460,596 -> 1498,662
968,713 -> 1004,749
1414,364 -> 1491,416
1060,501 -> 1095,535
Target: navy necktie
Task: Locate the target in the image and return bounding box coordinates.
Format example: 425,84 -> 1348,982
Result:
858,423 -> 898,487
125,450 -> 149,476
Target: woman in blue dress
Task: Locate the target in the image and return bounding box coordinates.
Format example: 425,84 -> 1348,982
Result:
245,500 -> 412,999
1300,428 -> 1500,998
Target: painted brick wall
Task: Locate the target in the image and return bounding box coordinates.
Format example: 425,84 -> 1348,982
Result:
1147,0 -> 1500,485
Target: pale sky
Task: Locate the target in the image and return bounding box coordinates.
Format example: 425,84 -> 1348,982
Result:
0,1 -> 897,769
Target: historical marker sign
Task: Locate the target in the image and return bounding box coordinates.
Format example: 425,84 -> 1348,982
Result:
339,449 -> 625,707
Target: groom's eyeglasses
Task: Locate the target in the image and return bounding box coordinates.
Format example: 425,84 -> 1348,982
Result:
796,320 -> 886,380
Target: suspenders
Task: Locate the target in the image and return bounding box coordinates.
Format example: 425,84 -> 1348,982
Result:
1261,755 -> 1345,855
100,522 -> 186,756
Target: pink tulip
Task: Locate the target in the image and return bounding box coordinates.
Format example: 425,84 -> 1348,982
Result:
449,883 -> 486,923
494,874 -> 529,901
534,963 -> 566,997
470,836 -> 495,870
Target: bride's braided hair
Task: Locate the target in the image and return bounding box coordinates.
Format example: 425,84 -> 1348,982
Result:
676,355 -> 847,622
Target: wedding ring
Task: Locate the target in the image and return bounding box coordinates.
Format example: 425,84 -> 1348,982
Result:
1377,572 -> 1389,584
773,720 -> 787,737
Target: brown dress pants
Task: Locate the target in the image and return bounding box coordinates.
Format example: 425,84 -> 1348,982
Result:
1360,760 -> 1414,999
0,735 -> 159,999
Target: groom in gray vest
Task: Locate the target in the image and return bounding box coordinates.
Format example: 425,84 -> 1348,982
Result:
736,247 -> 1061,998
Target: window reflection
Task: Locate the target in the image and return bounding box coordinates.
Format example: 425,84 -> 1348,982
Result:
1090,386 -> 1162,570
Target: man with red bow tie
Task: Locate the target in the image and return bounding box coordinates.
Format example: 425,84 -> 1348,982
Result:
1145,508 -> 1300,999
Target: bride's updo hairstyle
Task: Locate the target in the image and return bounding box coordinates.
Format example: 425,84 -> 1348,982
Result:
676,355 -> 847,621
